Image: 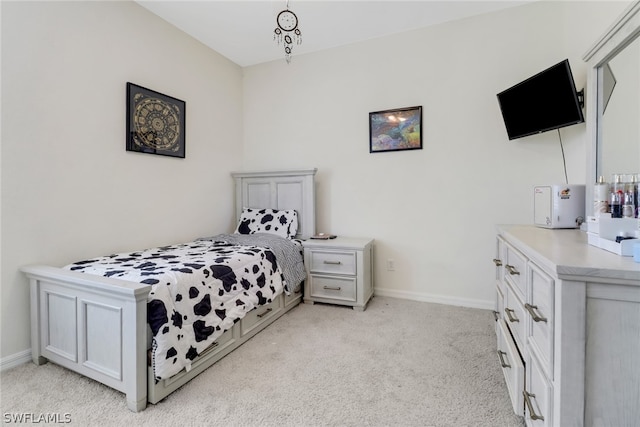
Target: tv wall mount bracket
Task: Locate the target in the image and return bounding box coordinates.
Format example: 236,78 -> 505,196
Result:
577,89 -> 584,109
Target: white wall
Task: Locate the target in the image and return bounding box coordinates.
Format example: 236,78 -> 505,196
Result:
242,1 -> 631,307
1,1 -> 243,360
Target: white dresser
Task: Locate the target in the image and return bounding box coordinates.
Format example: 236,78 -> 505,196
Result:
494,225 -> 640,426
302,237 -> 374,311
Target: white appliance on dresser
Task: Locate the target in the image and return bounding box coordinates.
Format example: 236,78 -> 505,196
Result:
533,184 -> 585,229
493,225 -> 640,426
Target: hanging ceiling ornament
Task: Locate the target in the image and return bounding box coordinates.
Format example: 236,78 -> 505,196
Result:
273,0 -> 302,63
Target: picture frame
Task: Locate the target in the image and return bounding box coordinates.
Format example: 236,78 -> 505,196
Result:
369,106 -> 422,153
126,82 -> 185,158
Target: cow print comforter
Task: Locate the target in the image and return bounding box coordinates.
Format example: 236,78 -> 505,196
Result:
64,234 -> 304,380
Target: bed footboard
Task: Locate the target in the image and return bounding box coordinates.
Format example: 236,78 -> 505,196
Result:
21,265 -> 151,412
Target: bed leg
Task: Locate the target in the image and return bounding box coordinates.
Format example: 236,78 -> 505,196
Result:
126,396 -> 147,412
123,295 -> 149,412
29,278 -> 47,366
32,355 -> 47,366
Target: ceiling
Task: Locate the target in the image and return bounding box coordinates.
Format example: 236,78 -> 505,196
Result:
135,0 -> 529,67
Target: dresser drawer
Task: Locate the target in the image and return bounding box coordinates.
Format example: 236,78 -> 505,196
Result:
504,243 -> 527,301
504,283 -> 527,351
525,350 -> 553,426
309,274 -> 356,302
494,236 -> 506,289
497,319 -> 525,415
241,296 -> 284,336
495,283 -> 504,325
309,250 -> 356,275
527,262 -> 554,379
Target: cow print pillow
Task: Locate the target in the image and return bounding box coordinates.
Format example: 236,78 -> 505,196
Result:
234,208 -> 298,239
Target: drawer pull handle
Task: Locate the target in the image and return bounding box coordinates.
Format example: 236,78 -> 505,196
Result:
523,391 -> 545,421
492,310 -> 499,321
525,303 -> 548,323
504,308 -> 519,323
323,286 -> 342,291
505,264 -> 520,275
198,341 -> 220,358
257,308 -> 273,318
323,260 -> 342,265
497,350 -> 510,368
493,258 -> 503,266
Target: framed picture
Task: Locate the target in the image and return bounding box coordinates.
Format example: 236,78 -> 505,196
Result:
369,106 -> 422,153
126,82 -> 185,158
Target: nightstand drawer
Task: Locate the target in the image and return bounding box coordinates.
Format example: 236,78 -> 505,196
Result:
309,250 -> 356,275
309,275 -> 356,302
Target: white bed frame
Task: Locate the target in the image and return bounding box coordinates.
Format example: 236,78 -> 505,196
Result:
21,169 -> 317,412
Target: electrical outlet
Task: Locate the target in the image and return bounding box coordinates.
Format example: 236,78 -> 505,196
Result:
387,259 -> 395,271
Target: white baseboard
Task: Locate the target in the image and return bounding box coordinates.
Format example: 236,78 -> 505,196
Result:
1,349 -> 31,372
374,287 -> 494,310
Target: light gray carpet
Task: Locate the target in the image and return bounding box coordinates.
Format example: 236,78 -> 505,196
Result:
1,296 -> 524,426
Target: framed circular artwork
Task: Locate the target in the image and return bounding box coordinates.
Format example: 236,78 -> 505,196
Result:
126,82 -> 186,158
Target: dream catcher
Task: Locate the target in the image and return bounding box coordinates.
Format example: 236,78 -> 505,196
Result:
273,0 -> 302,63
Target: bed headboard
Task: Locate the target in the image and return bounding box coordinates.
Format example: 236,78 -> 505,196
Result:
231,169 -> 317,239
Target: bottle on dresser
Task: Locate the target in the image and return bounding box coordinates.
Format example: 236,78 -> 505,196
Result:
594,175 -> 609,217
623,175 -> 635,218
626,174 -> 639,218
610,173 -> 624,218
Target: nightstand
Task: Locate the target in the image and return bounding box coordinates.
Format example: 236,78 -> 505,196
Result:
302,237 -> 374,311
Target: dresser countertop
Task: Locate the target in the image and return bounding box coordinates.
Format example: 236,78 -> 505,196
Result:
497,225 -> 640,283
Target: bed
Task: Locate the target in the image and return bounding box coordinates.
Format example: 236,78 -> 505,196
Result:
20,169 -> 317,412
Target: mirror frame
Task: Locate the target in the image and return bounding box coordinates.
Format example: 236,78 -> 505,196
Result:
583,1 -> 640,217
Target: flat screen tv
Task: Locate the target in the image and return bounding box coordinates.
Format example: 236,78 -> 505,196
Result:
497,59 -> 584,140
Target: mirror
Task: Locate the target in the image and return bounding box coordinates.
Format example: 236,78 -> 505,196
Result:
600,35 -> 640,181
583,1 -> 640,216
